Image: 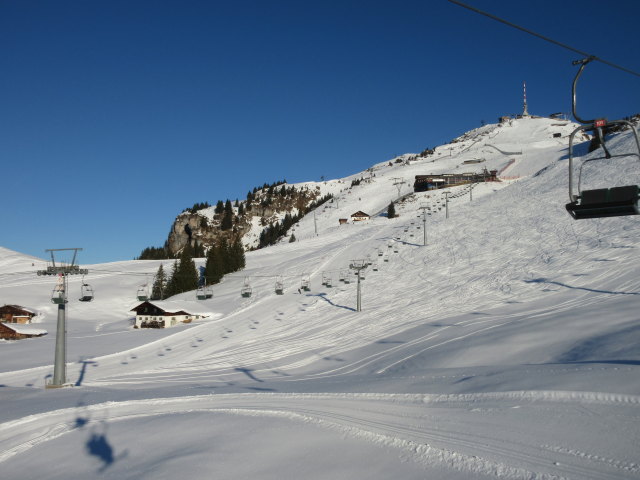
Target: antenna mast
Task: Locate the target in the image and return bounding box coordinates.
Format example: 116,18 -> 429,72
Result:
522,81 -> 530,117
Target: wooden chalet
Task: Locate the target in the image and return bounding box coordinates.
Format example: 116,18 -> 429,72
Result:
131,301 -> 209,329
0,322 -> 47,340
414,169 -> 498,192
0,305 -> 36,324
350,211 -> 371,222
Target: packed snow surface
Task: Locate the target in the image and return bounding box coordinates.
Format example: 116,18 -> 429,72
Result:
0,118 -> 639,479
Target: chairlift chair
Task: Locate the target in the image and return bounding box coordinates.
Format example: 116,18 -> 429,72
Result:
79,282 -> 94,302
241,278 -> 253,298
565,57 -> 640,219
196,286 -> 207,300
51,285 -> 66,304
301,277 -> 310,291
205,286 -> 213,299
136,285 -> 149,302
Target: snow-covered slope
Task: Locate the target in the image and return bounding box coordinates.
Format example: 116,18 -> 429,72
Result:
0,118 -> 639,480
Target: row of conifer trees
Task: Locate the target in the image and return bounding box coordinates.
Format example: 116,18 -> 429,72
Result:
150,238 -> 245,300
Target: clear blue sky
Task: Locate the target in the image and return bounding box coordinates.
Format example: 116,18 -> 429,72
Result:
2,0 -> 639,264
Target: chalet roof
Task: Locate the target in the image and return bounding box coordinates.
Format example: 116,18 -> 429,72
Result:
0,323 -> 47,336
350,211 -> 370,217
131,300 -> 212,317
0,304 -> 36,315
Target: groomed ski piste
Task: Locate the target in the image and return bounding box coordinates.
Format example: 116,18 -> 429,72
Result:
1,117 -> 639,479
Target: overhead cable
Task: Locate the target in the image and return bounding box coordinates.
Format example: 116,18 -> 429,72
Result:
447,0 -> 640,78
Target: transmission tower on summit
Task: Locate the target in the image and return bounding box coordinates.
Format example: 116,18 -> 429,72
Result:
522,81 -> 530,117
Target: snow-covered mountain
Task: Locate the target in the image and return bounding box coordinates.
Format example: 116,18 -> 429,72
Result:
1,117 -> 639,480
166,117 -> 586,254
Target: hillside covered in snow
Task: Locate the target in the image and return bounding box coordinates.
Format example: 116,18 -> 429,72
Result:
0,117 -> 639,480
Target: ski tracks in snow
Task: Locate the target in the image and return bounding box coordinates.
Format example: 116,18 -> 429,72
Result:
1,392 -> 638,480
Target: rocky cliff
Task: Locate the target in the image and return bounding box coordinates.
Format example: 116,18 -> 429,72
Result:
166,183 -> 325,256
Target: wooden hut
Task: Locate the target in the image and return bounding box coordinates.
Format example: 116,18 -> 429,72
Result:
0,323 -> 47,340
350,211 -> 371,222
0,305 -> 36,324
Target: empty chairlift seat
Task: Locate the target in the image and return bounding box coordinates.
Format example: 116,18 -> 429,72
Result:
79,283 -> 94,302
566,185 -> 639,219
564,58 -> 640,220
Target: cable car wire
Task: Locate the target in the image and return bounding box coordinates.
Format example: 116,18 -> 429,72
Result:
447,0 -> 640,78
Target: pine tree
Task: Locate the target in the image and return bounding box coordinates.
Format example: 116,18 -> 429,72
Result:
219,237 -> 232,273
151,264 -> 167,300
387,201 -> 396,219
177,247 -> 199,293
165,249 -> 199,297
205,244 -> 224,284
165,260 -> 179,298
193,239 -> 205,258
231,237 -> 245,270
221,199 -> 233,230
289,233 -> 296,243
221,211 -> 232,230
214,200 -> 224,215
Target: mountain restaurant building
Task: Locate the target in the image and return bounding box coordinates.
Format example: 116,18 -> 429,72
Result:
414,169 -> 498,192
